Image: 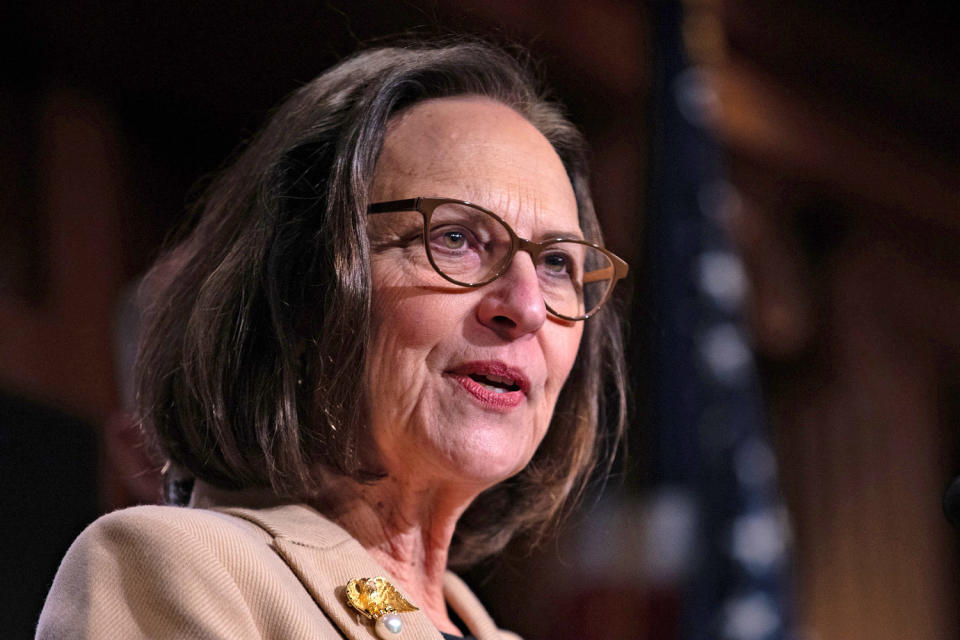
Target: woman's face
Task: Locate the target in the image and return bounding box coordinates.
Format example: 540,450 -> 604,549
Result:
365,96 -> 584,492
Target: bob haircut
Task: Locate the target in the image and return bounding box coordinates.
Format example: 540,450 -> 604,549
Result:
136,40 -> 627,567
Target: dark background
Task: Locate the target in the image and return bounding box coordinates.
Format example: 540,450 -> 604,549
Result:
1,2 -> 958,639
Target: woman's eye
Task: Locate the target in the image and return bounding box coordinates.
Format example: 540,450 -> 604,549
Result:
442,231 -> 466,249
431,225 -> 478,252
542,253 -> 570,274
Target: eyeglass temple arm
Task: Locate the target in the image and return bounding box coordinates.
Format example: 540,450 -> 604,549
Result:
583,266 -> 613,283
582,255 -> 629,283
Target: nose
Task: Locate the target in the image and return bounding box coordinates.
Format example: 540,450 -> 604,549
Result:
476,252 -> 547,340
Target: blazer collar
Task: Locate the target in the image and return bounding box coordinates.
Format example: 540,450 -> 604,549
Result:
190,483 -> 503,640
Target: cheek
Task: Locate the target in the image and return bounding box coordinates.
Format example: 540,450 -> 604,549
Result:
365,261 -> 462,409
368,272 -> 454,356
368,259 -> 427,350
366,289 -> 424,404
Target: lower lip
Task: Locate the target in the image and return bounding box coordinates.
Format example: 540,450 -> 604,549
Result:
449,374 -> 526,410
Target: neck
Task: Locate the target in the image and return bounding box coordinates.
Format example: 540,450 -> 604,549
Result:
312,470 -> 481,635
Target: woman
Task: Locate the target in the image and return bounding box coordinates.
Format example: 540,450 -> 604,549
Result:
38,41 -> 628,639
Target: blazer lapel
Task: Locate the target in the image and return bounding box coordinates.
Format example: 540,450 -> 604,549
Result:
442,572 -> 503,640
222,504 -> 444,640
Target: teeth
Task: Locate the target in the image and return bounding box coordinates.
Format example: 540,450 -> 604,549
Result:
480,383 -> 508,393
484,374 -> 513,386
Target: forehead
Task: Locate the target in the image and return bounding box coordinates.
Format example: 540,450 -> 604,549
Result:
370,97 -> 581,237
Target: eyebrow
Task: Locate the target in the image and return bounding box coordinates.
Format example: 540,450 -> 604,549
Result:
535,229 -> 585,242
371,193 -> 585,242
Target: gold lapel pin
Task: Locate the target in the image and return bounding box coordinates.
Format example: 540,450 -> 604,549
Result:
345,577 -> 419,638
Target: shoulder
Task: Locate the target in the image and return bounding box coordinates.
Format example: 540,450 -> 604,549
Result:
97,502 -> 268,532
37,505 -> 275,639
56,504 -> 276,579
76,503 -> 272,549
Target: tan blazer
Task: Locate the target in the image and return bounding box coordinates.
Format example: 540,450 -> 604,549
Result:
37,484 -> 521,639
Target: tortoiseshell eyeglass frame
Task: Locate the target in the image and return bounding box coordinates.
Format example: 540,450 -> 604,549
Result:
367,196 -> 629,321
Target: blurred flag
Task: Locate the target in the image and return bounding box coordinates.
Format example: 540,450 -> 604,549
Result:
645,3 -> 794,640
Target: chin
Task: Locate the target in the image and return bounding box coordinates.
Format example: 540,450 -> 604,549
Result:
446,419 -> 543,481
375,408 -> 545,489
437,441 -> 534,489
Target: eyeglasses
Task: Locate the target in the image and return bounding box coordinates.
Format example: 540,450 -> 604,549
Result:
367,197 -> 628,321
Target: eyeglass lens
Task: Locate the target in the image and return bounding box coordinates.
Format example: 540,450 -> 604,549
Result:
426,203 -> 616,319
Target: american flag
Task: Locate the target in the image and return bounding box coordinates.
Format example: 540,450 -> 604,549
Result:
644,3 -> 794,639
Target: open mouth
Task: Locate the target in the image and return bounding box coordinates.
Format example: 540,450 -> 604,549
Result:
447,361 -> 531,406
467,373 -> 521,394
447,361 -> 528,410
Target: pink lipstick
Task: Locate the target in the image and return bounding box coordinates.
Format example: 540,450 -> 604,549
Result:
447,361 -> 530,410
